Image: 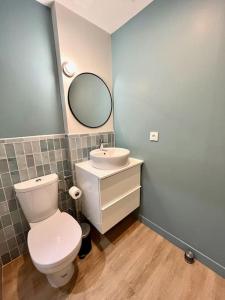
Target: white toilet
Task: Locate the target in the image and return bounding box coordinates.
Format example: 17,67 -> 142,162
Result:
14,174 -> 82,288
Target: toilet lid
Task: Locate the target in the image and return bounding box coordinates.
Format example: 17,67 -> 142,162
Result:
28,212 -> 82,268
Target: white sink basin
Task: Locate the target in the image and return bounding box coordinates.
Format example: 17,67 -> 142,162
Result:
90,147 -> 130,170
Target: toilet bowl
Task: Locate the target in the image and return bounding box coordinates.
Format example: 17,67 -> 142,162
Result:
14,174 -> 82,288
28,209 -> 82,287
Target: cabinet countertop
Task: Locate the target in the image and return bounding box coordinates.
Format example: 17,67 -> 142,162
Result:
75,157 -> 143,179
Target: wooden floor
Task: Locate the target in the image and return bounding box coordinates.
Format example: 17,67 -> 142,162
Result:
2,216 -> 225,300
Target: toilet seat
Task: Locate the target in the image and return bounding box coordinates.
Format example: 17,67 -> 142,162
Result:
28,211 -> 82,273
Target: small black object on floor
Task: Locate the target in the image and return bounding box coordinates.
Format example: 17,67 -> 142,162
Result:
79,223 -> 92,259
184,250 -> 195,264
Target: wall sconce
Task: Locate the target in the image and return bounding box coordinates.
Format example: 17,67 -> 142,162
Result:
62,62 -> 76,77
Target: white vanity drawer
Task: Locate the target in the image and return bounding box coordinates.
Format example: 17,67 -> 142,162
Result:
76,157 -> 143,235
100,165 -> 141,207
101,188 -> 140,234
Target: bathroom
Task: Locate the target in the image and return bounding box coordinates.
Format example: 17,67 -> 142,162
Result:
0,0 -> 225,298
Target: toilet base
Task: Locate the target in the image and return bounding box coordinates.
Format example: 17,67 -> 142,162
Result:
46,263 -> 74,288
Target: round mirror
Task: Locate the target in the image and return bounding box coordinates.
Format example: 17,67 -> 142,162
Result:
68,73 -> 112,128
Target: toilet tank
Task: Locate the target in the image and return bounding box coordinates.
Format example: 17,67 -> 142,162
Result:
14,174 -> 58,223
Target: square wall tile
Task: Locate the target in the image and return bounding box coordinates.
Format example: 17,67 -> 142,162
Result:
32,141 -> 41,153
81,136 -> 87,148
0,229 -> 5,241
10,247 -> 20,260
36,166 -> 44,177
4,225 -> 15,240
75,137 -> 81,149
14,222 -> 23,235
0,159 -> 9,174
62,149 -> 67,161
2,214 -> 12,227
54,138 -> 60,150
4,186 -> 14,200
69,138 -> 76,150
40,140 -> 48,152
91,136 -> 96,147
0,202 -> 9,216
50,162 -> 57,173
0,241 -> 8,256
34,153 -> 43,166
43,164 -> 51,175
103,134 -> 108,143
77,149 -> 83,160
49,151 -> 56,162
1,253 -> 11,264
18,243 -> 27,255
71,150 -> 77,161
82,149 -> 88,159
47,139 -> 54,151
55,150 -> 62,161
17,155 -> 27,170
7,237 -> 17,250
0,242 -> 9,257
0,144 -> 6,159
10,210 -> 21,225
28,167 -> 37,179
8,158 -> 18,172
87,136 -> 91,147
8,199 -> 17,212
0,189 -> 6,202
14,143 -> 24,155
42,152 -> 49,164
11,171 -> 20,184
16,233 -> 25,245
60,138 -> 66,149
23,142 -> 32,154
57,161 -> 63,172
5,144 -> 15,158
1,173 -> 12,187
26,155 -> 34,168
19,169 -> 29,181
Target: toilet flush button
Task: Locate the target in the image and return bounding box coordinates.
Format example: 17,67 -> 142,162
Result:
149,131 -> 159,142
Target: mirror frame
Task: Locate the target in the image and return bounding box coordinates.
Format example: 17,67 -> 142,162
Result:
68,72 -> 113,128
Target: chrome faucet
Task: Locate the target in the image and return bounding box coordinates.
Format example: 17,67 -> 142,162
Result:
99,138 -> 107,151
99,138 -> 104,151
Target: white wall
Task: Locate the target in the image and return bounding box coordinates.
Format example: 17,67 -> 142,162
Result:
52,2 -> 113,134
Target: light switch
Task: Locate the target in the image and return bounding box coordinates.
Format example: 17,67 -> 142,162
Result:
149,131 -> 159,141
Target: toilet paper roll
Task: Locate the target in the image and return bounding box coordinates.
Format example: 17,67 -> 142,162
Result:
69,186 -> 82,200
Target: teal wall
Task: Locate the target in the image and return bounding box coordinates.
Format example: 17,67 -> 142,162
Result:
0,0 -> 64,138
112,0 -> 225,275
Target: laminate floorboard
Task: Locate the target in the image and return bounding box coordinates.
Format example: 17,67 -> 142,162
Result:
2,216 -> 225,300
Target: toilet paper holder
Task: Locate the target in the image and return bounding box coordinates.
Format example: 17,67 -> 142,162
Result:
69,186 -> 82,200
68,186 -> 82,223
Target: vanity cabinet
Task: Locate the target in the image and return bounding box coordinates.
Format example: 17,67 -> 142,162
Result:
75,158 -> 143,234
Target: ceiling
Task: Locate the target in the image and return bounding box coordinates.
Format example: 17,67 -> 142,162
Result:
36,0 -> 154,33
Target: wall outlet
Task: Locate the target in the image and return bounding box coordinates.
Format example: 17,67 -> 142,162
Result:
149,131 -> 159,141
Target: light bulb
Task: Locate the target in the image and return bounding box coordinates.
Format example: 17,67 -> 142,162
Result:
62,62 -> 76,77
